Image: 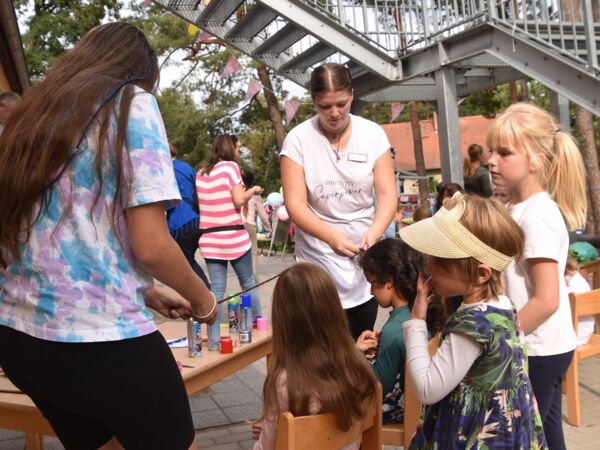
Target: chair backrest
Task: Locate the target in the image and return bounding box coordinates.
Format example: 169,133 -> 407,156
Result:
580,259 -> 600,289
569,289 -> 600,357
274,382 -> 382,450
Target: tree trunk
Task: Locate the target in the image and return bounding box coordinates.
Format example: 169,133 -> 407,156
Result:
409,102 -> 428,205
509,81 -> 518,103
576,106 -> 600,233
257,64 -> 285,150
520,79 -> 528,101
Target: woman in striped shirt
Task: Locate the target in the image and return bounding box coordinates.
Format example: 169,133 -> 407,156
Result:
196,135 -> 263,334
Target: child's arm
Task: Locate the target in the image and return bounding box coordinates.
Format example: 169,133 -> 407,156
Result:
516,258 -> 560,335
404,273 -> 482,404
403,321 -> 482,404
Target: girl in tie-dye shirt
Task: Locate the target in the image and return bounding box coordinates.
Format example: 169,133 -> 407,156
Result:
0,23 -> 215,450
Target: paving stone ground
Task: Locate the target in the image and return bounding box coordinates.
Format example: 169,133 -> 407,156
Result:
0,251 -> 598,449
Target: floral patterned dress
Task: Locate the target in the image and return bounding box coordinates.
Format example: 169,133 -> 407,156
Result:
410,302 -> 547,450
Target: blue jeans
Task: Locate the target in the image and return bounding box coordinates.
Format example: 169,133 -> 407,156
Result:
205,250 -> 262,337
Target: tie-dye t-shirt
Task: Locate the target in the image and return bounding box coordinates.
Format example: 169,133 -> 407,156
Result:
0,88 -> 181,343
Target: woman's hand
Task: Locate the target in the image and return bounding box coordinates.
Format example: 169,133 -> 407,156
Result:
144,286 -> 192,320
359,228 -> 382,251
411,273 -> 435,321
327,230 -> 359,257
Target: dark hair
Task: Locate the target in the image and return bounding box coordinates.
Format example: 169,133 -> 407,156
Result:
310,63 -> 352,99
436,183 -> 464,212
204,135 -> 239,175
359,239 -> 446,333
259,263 -> 378,431
169,143 -> 177,157
0,22 -> 158,267
463,143 -> 484,177
242,170 -> 254,188
413,206 -> 432,223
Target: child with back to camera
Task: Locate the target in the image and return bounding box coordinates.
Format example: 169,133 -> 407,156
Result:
356,239 -> 445,424
400,193 -> 547,449
252,263 -> 378,450
487,102 -> 587,450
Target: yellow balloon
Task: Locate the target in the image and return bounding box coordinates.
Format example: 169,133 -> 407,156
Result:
187,24 -> 199,37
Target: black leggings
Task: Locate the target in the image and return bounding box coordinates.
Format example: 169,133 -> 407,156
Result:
345,297 -> 379,340
528,351 -> 574,450
0,327 -> 195,450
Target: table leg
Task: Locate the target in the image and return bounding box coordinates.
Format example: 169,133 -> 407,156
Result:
25,433 -> 44,450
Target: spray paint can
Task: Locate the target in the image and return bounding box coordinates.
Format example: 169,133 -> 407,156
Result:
187,318 -> 202,357
228,292 -> 240,333
207,321 -> 221,351
239,294 -> 253,344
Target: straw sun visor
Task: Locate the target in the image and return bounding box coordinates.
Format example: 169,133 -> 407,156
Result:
399,195 -> 513,272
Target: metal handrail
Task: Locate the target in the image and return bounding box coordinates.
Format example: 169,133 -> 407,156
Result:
301,1 -> 599,71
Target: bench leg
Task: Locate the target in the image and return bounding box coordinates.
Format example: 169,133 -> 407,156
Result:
25,433 -> 44,450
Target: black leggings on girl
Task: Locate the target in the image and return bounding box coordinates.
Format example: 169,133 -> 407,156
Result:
528,351 -> 574,450
344,297 -> 379,340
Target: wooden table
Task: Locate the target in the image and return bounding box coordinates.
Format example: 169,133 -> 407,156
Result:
0,321 -> 272,449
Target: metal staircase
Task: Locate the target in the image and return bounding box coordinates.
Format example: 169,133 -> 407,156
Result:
154,0 -> 600,183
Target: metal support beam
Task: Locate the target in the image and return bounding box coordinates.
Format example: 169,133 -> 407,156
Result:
549,91 -> 571,134
435,67 -> 463,186
487,25 -> 600,116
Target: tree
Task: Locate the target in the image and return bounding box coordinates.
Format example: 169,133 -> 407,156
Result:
15,0 -> 121,79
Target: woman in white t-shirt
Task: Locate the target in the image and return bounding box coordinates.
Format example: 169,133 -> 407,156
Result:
280,63 -> 396,339
487,103 -> 587,450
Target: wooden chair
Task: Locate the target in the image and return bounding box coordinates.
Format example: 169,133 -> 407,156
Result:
580,259 -> 600,289
381,333 -> 440,447
564,289 -> 600,426
274,382 -> 382,450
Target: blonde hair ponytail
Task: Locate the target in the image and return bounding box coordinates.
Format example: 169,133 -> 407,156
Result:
487,102 -> 587,230
549,131 -> 587,230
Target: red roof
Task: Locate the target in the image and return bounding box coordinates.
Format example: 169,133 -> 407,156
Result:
381,115 -> 495,171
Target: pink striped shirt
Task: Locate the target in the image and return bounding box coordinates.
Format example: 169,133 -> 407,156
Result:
196,161 -> 251,260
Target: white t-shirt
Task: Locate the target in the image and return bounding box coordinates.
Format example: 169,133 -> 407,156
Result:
566,271 -> 595,346
279,114 -> 390,309
503,192 -> 576,356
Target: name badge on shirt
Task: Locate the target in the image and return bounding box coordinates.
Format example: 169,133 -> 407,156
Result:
348,152 -> 368,163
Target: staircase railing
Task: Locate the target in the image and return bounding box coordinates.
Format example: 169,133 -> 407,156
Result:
301,1 -> 599,71
489,0 -> 600,73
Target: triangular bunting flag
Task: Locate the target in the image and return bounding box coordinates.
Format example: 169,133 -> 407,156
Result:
390,103 -> 404,123
144,0 -> 153,7
284,99 -> 300,125
221,56 -> 239,78
244,78 -> 262,101
200,30 -> 214,41
187,24 -> 200,37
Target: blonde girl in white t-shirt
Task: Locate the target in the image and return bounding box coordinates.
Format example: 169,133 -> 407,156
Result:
487,102 -> 587,450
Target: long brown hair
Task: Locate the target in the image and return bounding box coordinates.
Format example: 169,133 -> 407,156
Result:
463,143 -> 483,178
259,263 -> 377,431
203,134 -> 239,175
0,22 -> 158,267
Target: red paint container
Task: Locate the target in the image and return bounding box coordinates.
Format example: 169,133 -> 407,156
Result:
220,337 -> 233,354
